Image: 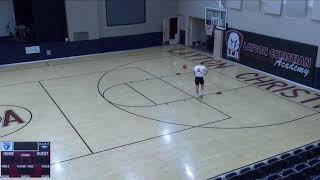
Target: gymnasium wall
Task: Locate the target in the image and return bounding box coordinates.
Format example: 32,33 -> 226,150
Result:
177,0 -> 320,47
0,0 -> 177,66
65,0 -> 100,41
225,0 -> 320,69
177,0 -> 213,19
177,0 -> 320,88
225,0 -> 320,48
65,0 -> 178,41
0,0 -> 15,37
98,0 -> 177,38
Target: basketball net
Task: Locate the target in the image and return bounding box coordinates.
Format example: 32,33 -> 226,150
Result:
212,20 -> 216,33
205,19 -> 216,36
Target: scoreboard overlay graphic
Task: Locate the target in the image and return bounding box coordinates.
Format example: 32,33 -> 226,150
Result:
0,142 -> 50,178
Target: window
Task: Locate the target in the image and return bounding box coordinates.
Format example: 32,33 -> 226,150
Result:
106,0 -> 146,26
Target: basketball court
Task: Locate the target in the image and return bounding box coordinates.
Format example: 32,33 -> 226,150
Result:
0,45 -> 319,179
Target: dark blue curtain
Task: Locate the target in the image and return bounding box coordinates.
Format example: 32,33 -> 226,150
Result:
31,0 -> 68,42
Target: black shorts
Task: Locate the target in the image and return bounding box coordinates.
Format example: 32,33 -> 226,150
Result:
195,77 -> 204,85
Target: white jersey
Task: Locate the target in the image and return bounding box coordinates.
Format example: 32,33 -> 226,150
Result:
193,65 -> 206,77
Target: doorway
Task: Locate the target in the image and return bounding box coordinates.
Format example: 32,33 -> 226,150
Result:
169,17 -> 178,40
163,17 -> 180,45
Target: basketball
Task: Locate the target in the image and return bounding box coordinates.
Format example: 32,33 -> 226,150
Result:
182,64 -> 187,69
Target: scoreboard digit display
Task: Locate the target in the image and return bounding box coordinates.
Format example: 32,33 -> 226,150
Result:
0,142 -> 50,178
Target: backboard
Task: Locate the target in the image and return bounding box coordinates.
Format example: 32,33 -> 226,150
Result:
205,7 -> 227,31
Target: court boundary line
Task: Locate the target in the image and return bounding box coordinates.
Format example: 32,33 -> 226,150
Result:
0,71 -> 105,89
38,81 -> 94,154
0,64 -> 50,73
0,45 -> 170,73
0,55 -> 173,89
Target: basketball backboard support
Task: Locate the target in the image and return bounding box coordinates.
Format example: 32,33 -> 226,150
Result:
205,7 -> 227,31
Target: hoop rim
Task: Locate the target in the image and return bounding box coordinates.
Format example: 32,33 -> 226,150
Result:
205,6 -> 227,31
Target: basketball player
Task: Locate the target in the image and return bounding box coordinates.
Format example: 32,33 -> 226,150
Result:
193,62 -> 207,98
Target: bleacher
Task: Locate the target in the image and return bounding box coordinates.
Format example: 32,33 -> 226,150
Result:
209,141 -> 320,180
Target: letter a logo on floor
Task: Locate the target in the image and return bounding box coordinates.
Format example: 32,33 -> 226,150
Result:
226,30 -> 244,61
0,105 -> 32,138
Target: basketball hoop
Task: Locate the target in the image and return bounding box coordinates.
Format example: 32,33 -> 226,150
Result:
211,19 -> 216,32
205,7 -> 227,31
